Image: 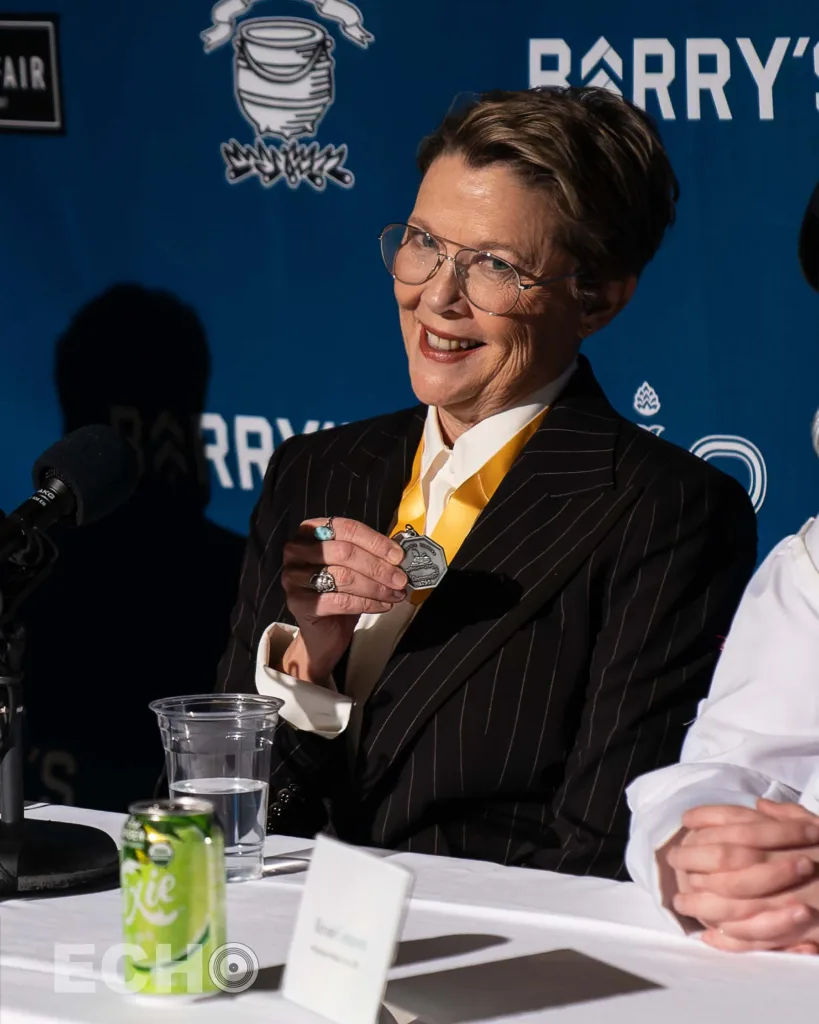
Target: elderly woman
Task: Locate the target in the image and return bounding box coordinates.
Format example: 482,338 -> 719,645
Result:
217,86 -> 757,879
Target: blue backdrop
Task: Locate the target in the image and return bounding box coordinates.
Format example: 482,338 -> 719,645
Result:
1,0 -> 818,565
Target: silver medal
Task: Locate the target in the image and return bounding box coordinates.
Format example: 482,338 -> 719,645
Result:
393,524 -> 448,590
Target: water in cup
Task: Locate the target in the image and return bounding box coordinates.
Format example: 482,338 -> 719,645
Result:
170,777 -> 269,882
150,694 -> 283,884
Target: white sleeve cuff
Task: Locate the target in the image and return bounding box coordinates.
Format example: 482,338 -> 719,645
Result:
254,623 -> 352,739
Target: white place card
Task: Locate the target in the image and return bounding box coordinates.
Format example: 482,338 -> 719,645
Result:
282,834 -> 414,1024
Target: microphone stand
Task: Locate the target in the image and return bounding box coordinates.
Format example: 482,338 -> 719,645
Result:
0,519 -> 119,896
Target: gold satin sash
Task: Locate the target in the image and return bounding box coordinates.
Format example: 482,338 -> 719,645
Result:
395,408 -> 548,605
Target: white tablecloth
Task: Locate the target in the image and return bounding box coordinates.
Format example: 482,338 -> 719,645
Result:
0,804 -> 816,1023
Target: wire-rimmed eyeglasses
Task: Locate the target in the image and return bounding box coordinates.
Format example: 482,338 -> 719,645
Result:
379,222 -> 576,315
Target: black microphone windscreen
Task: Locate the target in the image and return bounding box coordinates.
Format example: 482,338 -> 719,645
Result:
32,425 -> 139,526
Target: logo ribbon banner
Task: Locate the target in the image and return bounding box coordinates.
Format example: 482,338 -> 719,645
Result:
201,0 -> 373,52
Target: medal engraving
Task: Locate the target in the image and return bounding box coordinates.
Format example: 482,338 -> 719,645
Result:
393,525 -> 447,590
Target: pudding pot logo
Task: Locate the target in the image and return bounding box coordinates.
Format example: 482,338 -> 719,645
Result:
201,0 -> 374,191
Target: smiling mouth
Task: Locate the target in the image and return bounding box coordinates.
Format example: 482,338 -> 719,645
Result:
421,324 -> 484,353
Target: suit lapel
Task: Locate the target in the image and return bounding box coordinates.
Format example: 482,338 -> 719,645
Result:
357,358 -> 642,793
325,406 -> 425,535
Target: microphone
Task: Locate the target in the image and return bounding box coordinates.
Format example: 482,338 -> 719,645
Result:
0,424 -> 139,566
0,424 -> 139,897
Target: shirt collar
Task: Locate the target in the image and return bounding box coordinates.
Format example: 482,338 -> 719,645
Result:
421,359 -> 578,484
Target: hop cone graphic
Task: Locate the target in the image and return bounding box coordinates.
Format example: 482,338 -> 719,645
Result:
634,382 -> 661,417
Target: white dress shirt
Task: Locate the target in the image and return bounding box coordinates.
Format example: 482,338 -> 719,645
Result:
254,361 -> 578,753
626,516 -> 819,928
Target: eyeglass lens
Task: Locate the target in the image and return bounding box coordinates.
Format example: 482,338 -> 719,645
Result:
380,224 -> 521,314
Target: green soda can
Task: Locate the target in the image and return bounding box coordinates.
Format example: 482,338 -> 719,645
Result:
119,798 -> 226,998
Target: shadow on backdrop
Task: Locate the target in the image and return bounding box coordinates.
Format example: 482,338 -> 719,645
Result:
20,284 -> 245,811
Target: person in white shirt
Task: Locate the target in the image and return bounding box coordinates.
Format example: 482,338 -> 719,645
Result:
216,86 -> 757,874
626,183 -> 819,954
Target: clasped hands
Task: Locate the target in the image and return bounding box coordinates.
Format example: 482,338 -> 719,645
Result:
666,798 -> 819,953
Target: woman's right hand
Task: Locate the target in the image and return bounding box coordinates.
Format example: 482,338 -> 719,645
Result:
280,517 -> 408,684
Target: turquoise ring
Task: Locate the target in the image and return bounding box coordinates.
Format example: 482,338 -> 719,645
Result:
314,517 -> 335,542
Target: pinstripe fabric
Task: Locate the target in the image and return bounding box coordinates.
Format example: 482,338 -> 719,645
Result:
216,357 -> 757,879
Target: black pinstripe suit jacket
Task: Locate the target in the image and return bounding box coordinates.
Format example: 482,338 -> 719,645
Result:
217,357 -> 757,879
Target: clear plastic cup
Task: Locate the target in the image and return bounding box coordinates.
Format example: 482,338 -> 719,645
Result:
150,694 -> 283,882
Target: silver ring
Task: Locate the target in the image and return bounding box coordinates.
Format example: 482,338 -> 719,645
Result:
309,567 -> 337,594
313,517 -> 335,542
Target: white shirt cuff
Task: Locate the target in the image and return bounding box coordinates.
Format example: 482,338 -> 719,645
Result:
254,623 -> 352,739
